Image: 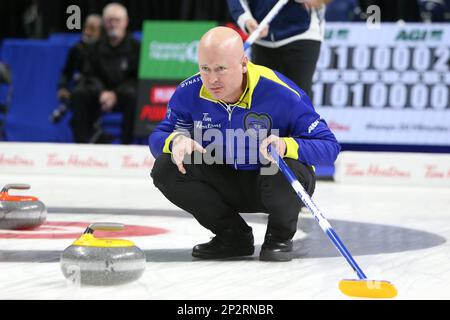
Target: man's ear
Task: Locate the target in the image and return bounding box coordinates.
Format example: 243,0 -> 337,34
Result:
242,55 -> 249,73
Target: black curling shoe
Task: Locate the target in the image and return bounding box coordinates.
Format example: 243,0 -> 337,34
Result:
192,228 -> 254,259
259,233 -> 293,262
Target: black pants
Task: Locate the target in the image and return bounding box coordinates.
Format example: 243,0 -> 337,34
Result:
70,83 -> 136,144
151,153 -> 315,241
252,40 -> 321,99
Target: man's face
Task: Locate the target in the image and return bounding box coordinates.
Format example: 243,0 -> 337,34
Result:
198,50 -> 247,103
82,21 -> 101,43
103,9 -> 128,39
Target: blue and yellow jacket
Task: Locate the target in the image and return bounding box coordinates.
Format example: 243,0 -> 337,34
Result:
149,62 -> 340,170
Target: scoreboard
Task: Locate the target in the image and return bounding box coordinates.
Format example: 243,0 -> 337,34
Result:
313,23 -> 450,146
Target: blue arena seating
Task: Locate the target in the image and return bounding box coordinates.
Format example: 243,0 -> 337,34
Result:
0,32 -> 142,144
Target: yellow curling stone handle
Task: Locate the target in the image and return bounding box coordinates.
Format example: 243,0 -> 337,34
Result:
73,223 -> 135,248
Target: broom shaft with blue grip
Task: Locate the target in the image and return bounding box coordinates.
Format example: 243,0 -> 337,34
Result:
271,147 -> 367,280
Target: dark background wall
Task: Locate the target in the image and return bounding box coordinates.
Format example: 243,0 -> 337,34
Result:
0,0 -> 422,40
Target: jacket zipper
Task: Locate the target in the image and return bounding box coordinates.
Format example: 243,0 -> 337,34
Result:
226,104 -> 238,170
219,101 -> 238,169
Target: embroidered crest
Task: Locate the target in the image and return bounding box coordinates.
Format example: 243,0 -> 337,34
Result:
243,112 -> 272,139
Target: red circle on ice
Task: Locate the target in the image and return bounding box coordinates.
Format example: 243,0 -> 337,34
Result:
0,221 -> 168,239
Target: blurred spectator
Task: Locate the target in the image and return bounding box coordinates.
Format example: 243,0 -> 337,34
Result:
57,15 -> 102,102
23,0 -> 43,38
227,0 -> 331,98
0,62 -> 12,140
70,3 -> 140,144
417,0 -> 449,22
0,63 -> 11,85
326,0 -> 362,21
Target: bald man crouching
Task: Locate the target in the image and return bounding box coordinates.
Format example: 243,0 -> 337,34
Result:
149,27 -> 340,261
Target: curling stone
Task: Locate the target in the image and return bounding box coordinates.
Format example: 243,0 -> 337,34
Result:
60,223 -> 146,286
0,184 -> 47,230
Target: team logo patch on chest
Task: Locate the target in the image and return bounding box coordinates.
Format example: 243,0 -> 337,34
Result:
243,112 -> 272,139
195,113 -> 222,129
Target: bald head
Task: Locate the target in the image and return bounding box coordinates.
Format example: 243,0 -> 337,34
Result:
102,3 -> 129,44
198,27 -> 249,103
103,3 -> 128,19
199,27 -> 244,62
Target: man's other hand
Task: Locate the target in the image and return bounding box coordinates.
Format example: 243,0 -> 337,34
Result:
57,88 -> 71,100
260,135 -> 287,163
171,135 -> 206,174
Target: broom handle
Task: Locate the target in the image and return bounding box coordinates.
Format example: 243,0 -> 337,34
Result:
243,0 -> 289,51
270,147 -> 367,280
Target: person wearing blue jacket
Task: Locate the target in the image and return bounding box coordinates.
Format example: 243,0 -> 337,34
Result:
227,0 -> 331,98
149,27 -> 340,262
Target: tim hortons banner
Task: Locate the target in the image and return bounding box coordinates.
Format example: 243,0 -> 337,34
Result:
0,142 -> 154,178
334,151 -> 450,187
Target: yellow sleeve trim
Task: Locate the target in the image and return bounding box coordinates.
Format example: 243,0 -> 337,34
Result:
282,137 -> 299,160
163,132 -> 183,154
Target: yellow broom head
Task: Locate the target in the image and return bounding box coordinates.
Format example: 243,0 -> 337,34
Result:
339,279 -> 398,299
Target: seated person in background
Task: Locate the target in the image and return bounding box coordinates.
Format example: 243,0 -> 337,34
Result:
0,62 -> 12,139
57,14 -> 102,102
70,2 -> 140,144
